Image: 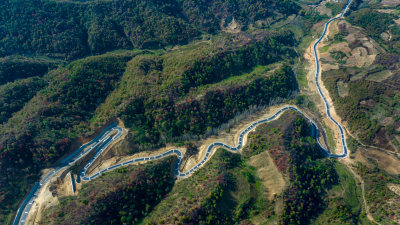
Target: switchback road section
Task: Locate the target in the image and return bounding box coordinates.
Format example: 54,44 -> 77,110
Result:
13,1 -> 354,224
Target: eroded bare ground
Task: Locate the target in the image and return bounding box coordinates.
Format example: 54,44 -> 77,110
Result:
303,19 -> 350,157
86,103 -> 303,178
30,103 -> 307,224
24,120 -> 127,224
305,17 -> 400,163
388,183 -> 400,196
380,0 -> 400,7
27,17 -> 350,225
25,7 -> 400,225
247,151 -> 287,201
357,147 -> 400,175
25,171 -> 74,225
315,17 -> 400,153
315,0 -> 335,17
302,19 -> 381,224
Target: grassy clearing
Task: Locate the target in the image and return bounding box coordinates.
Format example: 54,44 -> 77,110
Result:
295,62 -> 309,88
297,34 -> 315,54
322,122 -> 336,152
320,45 -> 330,53
335,163 -> 361,214
292,32 -> 312,90
245,152 -> 282,224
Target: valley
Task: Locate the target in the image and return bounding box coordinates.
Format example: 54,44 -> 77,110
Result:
1,0 -> 399,224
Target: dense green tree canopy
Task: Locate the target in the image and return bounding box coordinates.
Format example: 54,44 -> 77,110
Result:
0,0 -> 299,59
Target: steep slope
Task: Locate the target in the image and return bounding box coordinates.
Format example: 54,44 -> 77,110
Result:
310,2 -> 400,224
0,0 -> 299,60
0,56 -> 60,85
0,77 -> 47,124
139,111 -> 345,225
39,157 -> 176,225
0,28 -> 300,223
4,1 -> 387,224
0,51 -> 138,224
318,8 -> 400,154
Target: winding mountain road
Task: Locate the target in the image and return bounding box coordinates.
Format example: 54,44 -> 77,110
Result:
13,1 -> 353,224
313,0 -> 353,158
12,124 -> 123,225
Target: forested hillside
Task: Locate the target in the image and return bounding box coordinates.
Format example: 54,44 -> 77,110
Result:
39,157 -> 176,225
316,2 -> 400,223
0,51 -> 139,223
0,0 -> 299,60
139,111 -> 358,225
4,0 -> 398,224
0,77 -> 47,123
0,56 -> 59,85
244,111 -> 339,225
0,26 -> 300,222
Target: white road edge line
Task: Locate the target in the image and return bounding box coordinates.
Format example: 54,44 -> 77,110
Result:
13,1 -> 353,224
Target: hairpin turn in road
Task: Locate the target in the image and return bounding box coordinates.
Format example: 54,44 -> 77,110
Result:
13,1 -> 353,224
